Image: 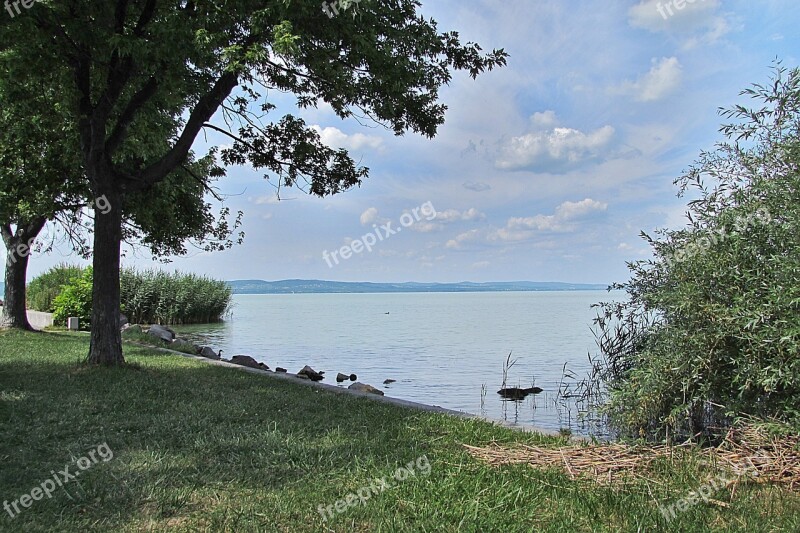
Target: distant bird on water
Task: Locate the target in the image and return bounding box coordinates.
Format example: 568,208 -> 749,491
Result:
497,387 -> 543,400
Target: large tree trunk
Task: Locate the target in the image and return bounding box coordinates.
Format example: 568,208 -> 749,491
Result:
87,188 -> 124,365
1,219 -> 47,330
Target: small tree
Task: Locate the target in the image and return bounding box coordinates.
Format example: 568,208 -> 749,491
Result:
593,64 -> 800,440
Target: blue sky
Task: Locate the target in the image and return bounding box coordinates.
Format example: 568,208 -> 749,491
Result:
28,0 -> 800,284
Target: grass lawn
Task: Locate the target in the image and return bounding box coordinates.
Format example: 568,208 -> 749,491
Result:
1,329 -> 799,532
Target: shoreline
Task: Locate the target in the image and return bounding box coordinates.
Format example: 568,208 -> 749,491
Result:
130,340 -> 564,438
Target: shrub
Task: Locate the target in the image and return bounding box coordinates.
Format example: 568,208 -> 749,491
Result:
26,264 -> 85,312
52,267 -> 93,330
35,265 -> 231,328
591,64 -> 800,440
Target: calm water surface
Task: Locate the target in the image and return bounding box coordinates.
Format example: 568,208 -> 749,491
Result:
174,291 -> 614,436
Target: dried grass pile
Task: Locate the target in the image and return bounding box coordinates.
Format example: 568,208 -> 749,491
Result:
463,424 -> 800,489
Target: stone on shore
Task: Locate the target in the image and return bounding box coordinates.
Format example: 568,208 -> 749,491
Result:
275,367 -> 287,373
171,338 -> 198,352
121,324 -> 142,336
230,355 -> 267,370
198,346 -> 220,359
348,382 -> 384,396
298,365 -> 324,381
147,324 -> 175,343
336,372 -> 349,382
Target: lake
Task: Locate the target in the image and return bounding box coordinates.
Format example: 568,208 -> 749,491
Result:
173,291 -> 614,436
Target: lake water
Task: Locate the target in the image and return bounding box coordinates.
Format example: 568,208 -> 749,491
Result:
174,291 -> 614,436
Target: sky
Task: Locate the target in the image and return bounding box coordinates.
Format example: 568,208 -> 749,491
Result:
26,0 -> 800,285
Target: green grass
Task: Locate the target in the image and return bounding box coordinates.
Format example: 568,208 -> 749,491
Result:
1,330 -> 799,532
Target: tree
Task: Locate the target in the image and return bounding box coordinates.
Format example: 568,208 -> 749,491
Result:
592,64 -> 800,440
1,1 -> 506,364
0,62 -> 240,332
0,74 -> 84,329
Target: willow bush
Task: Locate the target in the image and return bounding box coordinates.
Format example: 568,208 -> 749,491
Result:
592,65 -> 800,441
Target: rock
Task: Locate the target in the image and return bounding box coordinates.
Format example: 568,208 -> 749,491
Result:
230,355 -> 267,369
275,367 -> 287,373
350,374 -> 358,381
295,373 -> 310,380
121,324 -> 142,336
298,365 -> 324,382
171,338 -> 197,352
198,346 -> 220,360
383,379 -> 396,385
348,382 -> 384,396
147,324 -> 175,343
336,372 -> 349,383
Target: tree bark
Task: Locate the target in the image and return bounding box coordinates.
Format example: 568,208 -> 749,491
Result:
1,218 -> 47,330
87,188 -> 124,365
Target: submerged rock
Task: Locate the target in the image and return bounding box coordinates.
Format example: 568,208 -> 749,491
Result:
383,379 -> 396,385
497,387 -> 543,400
348,382 -> 384,396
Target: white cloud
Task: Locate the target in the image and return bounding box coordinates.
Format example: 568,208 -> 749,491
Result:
530,110 -> 558,128
495,113 -> 615,172
445,229 -> 481,250
617,57 -> 683,102
447,199 -> 608,249
409,207 -> 485,233
360,207 -> 380,225
312,125 -> 384,151
253,194 -> 283,205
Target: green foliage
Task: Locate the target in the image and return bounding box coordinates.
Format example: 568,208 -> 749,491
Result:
52,268 -> 93,330
593,64 -> 800,440
38,266 -> 232,327
120,268 -> 232,325
26,263 -> 86,312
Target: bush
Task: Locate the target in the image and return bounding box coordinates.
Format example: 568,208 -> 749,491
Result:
52,267 -> 93,330
591,64 -> 800,440
26,264 -> 85,312
35,265 -> 232,328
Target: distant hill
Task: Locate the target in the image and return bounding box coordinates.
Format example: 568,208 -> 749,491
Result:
227,279 -> 607,294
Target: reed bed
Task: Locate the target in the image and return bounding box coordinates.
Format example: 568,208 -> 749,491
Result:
120,268 -> 232,325
464,424 -> 800,489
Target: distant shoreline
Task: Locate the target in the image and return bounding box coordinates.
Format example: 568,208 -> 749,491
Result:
227,279 -> 609,295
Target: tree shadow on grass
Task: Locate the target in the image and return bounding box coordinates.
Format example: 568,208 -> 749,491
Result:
0,335 -> 458,530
